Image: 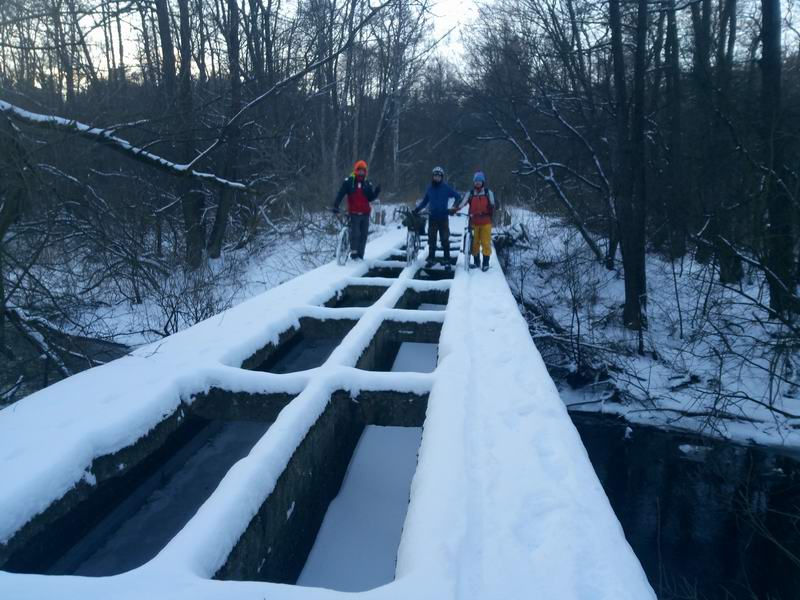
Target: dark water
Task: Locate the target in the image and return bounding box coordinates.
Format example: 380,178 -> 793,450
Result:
571,412 -> 800,600
262,335 -> 341,373
49,420 -> 270,576
342,298 -> 377,307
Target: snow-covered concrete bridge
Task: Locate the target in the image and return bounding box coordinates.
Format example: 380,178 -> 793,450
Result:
0,218 -> 655,599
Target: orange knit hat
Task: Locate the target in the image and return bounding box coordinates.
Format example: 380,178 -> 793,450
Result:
353,160 -> 368,174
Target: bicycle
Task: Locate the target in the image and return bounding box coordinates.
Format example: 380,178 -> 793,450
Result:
333,213 -> 350,265
397,206 -> 426,266
455,211 -> 473,273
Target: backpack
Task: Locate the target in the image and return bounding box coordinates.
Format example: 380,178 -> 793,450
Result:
468,188 -> 494,216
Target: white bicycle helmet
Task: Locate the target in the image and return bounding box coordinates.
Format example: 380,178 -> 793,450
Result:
432,166 -> 444,176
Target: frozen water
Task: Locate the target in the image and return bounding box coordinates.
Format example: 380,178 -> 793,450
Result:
49,420 -> 270,576
390,342 -> 438,373
297,426 -> 423,592
417,303 -> 446,311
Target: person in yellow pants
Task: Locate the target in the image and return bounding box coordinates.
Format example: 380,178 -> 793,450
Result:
451,171 -> 495,271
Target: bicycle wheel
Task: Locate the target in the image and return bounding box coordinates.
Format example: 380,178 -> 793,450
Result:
336,226 -> 349,265
463,227 -> 473,272
405,230 -> 417,266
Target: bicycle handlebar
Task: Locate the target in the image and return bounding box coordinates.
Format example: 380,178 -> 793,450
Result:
397,206 -> 428,215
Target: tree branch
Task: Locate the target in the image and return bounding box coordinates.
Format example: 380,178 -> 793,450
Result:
0,99 -> 252,192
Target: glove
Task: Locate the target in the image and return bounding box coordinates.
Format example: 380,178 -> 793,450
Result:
449,208 -> 456,215
374,185 -> 381,197
331,207 -> 341,214
412,207 -> 419,215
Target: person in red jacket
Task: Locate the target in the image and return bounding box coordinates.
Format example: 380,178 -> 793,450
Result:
332,160 -> 381,260
451,171 -> 495,271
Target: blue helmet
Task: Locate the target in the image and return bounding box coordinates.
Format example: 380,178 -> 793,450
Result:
473,171 -> 486,183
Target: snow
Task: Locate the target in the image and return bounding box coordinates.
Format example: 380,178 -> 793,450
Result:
502,208 -> 800,449
297,425 -> 423,592
0,229 -> 408,547
417,303 -> 447,311
678,444 -> 711,457
0,215 -> 654,599
390,342 -> 438,372
61,219 -> 387,350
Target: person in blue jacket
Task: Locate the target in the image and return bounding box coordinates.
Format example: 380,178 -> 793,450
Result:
414,166 -> 459,269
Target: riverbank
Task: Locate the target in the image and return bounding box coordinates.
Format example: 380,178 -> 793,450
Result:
495,207 -> 800,450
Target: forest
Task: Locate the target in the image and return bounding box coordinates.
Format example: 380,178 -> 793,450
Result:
1,0 -> 799,423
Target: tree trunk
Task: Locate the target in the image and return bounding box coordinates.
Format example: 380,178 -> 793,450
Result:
154,0 -> 176,100
0,117 -> 29,355
610,0 -> 647,333
714,0 -> 742,283
391,90 -> 400,189
760,0 -> 795,314
626,0 -> 649,334
52,0 -> 73,105
665,0 -> 686,258
208,0 -> 242,259
138,1 -> 155,88
367,92 -> 391,167
176,0 -> 204,268
0,250 -> 6,357
116,0 -> 126,80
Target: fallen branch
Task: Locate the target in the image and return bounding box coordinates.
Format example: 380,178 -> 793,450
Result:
6,308 -> 71,378
0,99 -> 251,192
1,375 -> 24,403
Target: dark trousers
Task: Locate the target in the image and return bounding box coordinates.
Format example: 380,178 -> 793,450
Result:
427,217 -> 450,261
349,213 -> 369,257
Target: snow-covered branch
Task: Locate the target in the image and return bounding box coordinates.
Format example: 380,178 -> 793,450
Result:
0,100 -> 251,192
543,98 -> 616,219
491,113 -> 605,263
6,308 -> 72,378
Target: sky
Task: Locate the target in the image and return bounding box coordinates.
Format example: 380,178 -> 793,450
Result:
74,0 -> 483,79
430,0 -> 481,57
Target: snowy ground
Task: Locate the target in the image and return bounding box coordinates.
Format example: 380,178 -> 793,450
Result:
499,207 -> 800,449
1,211 -> 397,406
74,215 -> 396,348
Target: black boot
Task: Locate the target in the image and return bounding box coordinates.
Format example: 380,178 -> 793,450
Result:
470,254 -> 480,269
482,255 -> 490,271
